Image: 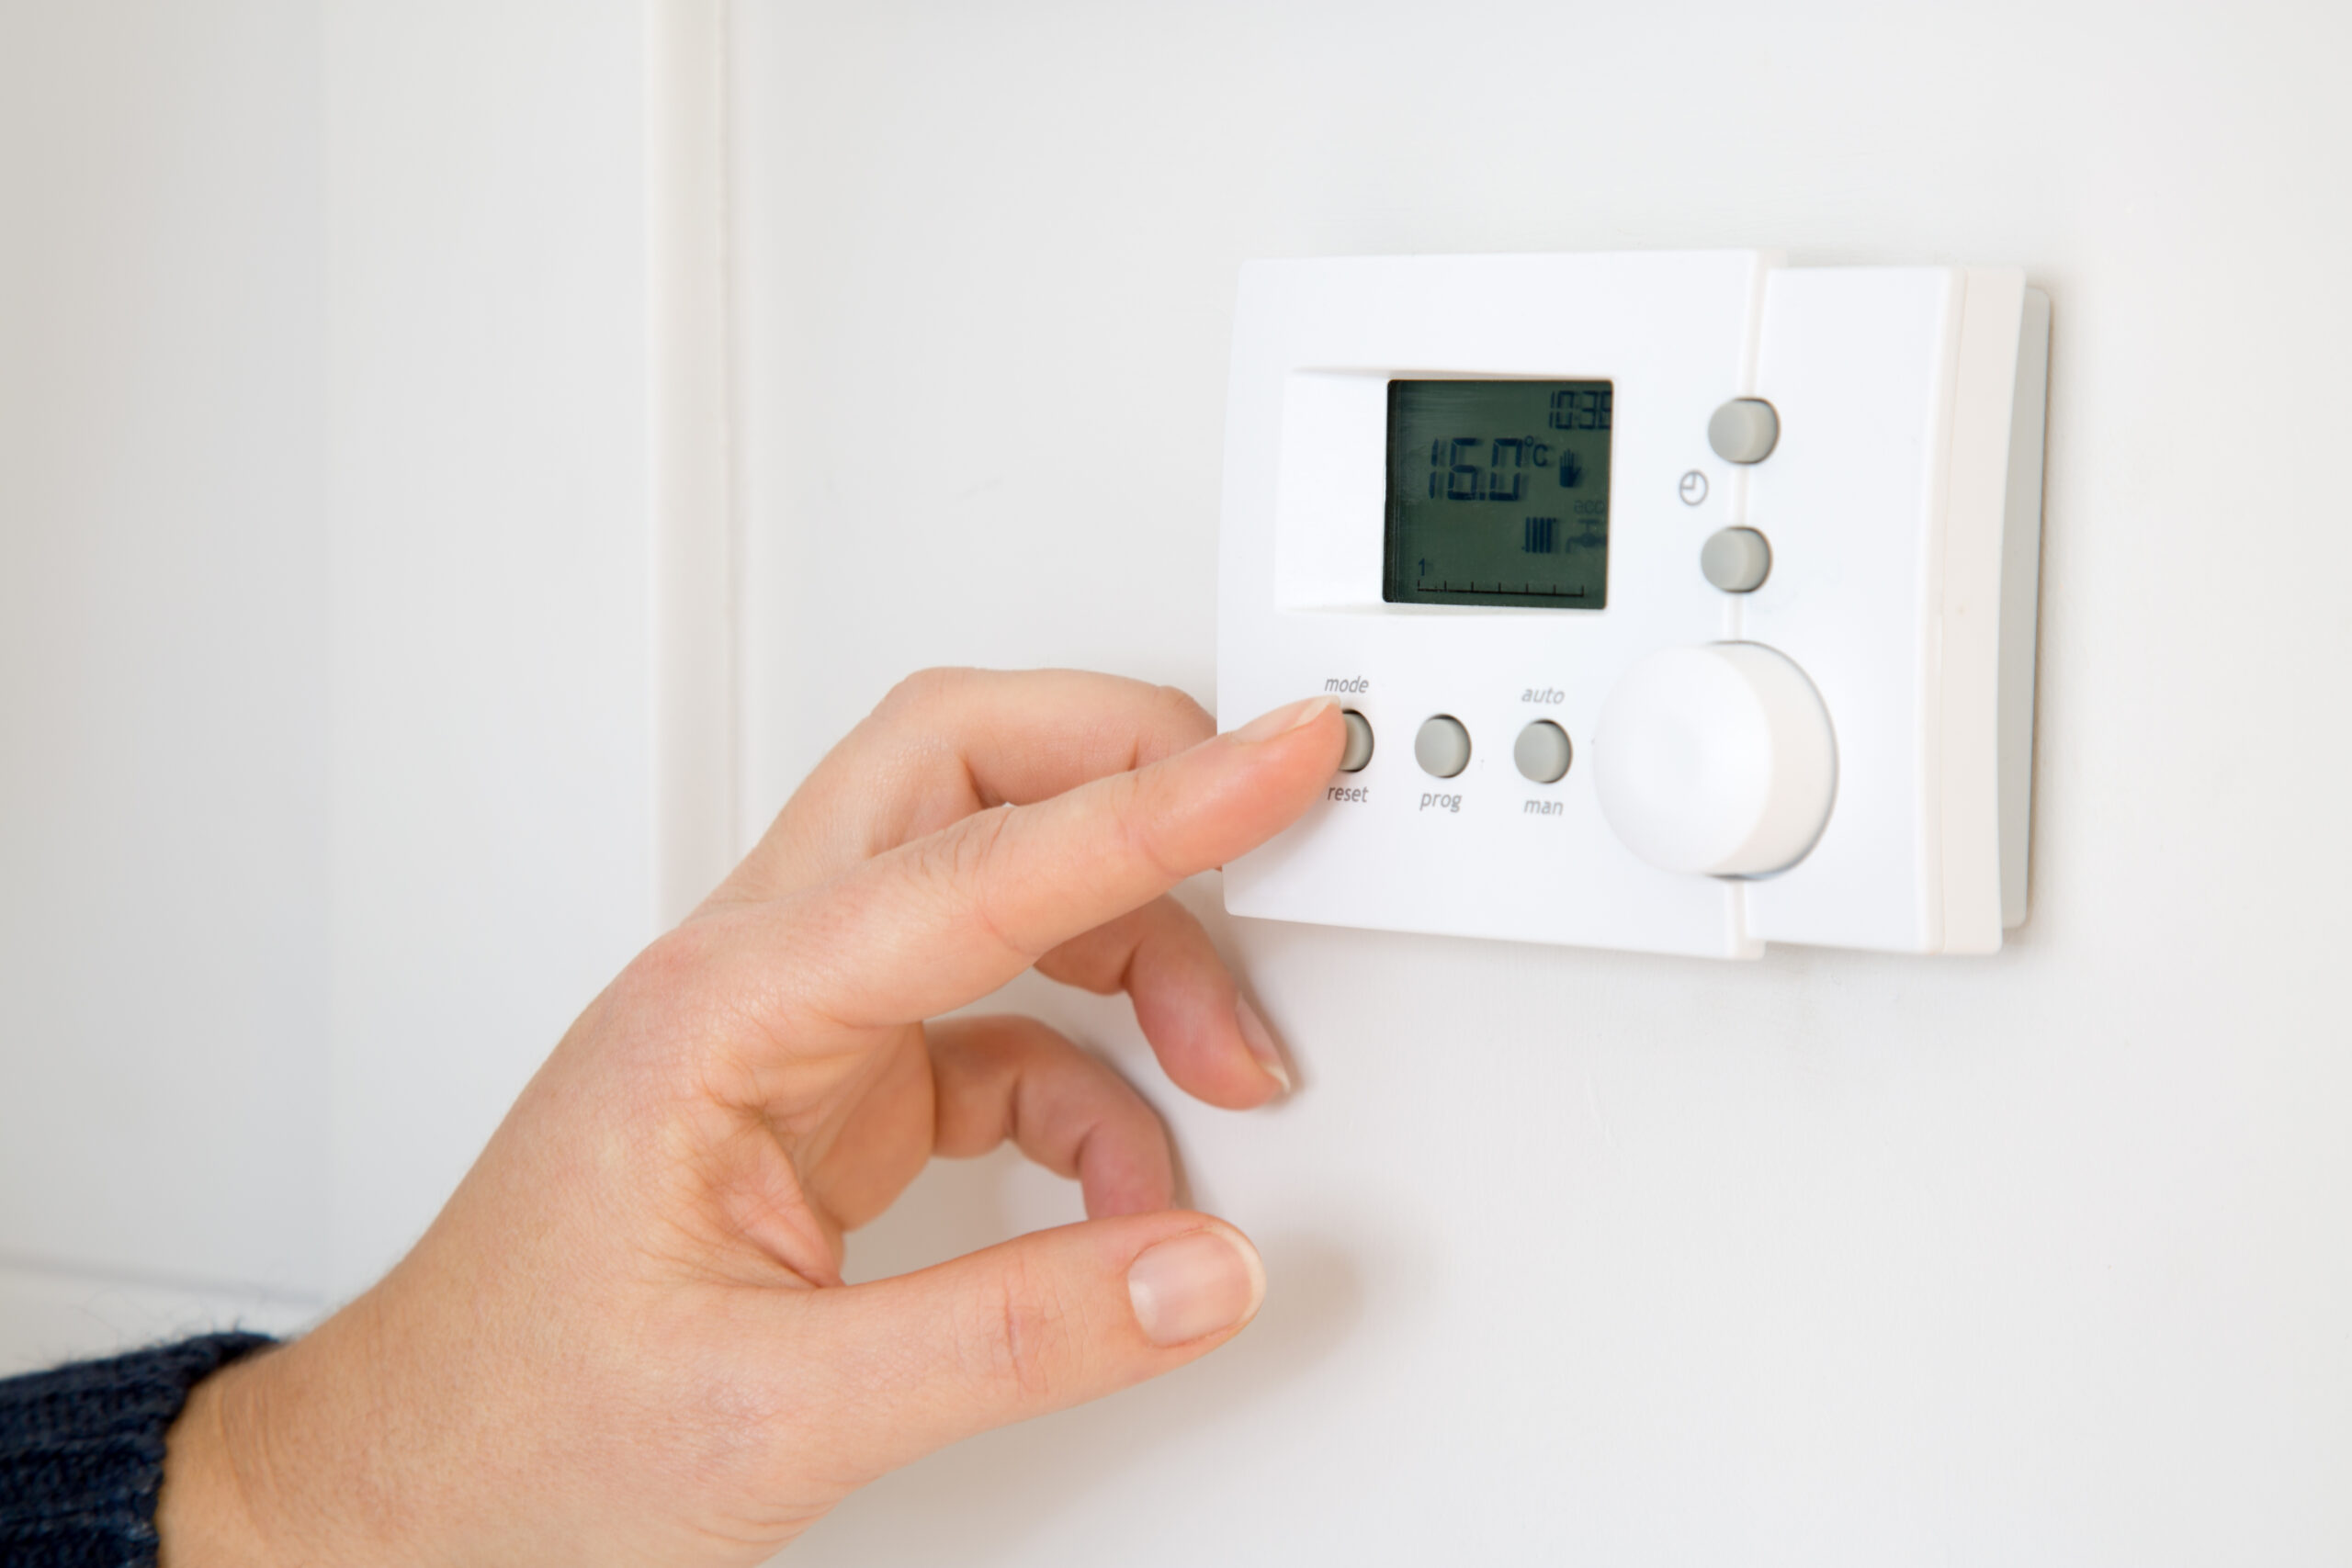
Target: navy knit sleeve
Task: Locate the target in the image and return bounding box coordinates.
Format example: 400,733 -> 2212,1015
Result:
0,1332 -> 277,1568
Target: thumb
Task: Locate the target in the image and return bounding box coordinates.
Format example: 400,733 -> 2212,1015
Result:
794,1213 -> 1265,1479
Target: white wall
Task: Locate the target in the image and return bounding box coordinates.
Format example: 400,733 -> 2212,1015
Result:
733,2 -> 2352,1563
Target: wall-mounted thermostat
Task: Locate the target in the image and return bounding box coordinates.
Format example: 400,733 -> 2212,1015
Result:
1215,252 -> 2050,959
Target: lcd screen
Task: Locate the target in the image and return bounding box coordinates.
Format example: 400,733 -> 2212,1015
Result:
1383,378 -> 1612,608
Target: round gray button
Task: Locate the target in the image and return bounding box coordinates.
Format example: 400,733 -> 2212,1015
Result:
1414,715 -> 1471,778
1338,709 -> 1374,773
1514,719 -> 1573,784
1700,526 -> 1772,592
1706,398 -> 1780,464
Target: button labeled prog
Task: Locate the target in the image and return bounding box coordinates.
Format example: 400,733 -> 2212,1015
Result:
1414,716 -> 1471,778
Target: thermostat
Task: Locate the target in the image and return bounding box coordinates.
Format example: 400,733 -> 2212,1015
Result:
1214,251 -> 2050,958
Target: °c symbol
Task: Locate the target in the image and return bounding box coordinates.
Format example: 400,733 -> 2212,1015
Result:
1679,469 -> 1709,506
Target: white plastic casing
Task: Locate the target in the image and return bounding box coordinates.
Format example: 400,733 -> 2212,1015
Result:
1215,251 -> 2050,959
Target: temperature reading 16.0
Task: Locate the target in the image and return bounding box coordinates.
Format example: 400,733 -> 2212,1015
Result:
1385,378 -> 1614,610
1424,434 -> 1588,502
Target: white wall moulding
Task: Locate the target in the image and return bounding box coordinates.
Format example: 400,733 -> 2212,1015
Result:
0,0 -> 335,1342
0,0 -> 745,1369
650,0 -> 741,929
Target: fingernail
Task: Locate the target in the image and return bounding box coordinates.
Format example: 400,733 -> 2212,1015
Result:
1229,694 -> 1337,744
1235,996 -> 1293,1094
1127,1228 -> 1266,1348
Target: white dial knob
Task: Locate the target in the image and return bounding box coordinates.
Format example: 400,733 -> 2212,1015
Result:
1593,642 -> 1837,876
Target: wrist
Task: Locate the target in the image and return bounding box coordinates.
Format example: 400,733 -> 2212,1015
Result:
158,1347 -> 288,1568
161,1287 -> 481,1568
161,1299 -> 407,1568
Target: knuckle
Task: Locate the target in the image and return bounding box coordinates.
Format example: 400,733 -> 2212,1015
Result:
610,920 -> 733,1021
944,805 -> 1014,887
974,1258 -> 1085,1404
876,665 -> 974,723
619,923 -> 711,992
1108,770 -> 1186,885
908,807 -> 1028,957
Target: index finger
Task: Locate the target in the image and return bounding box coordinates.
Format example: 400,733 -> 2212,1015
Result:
723,668 -> 1216,903
757,695 -> 1344,1032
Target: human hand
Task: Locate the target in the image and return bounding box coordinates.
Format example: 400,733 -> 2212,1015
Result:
159,671 -> 1345,1566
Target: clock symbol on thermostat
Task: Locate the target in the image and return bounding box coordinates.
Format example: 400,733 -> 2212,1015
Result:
1679,469 -> 1709,505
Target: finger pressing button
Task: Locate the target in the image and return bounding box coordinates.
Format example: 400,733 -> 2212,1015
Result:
1414,715 -> 1471,778
1338,709 -> 1374,773
1513,720 -> 1573,784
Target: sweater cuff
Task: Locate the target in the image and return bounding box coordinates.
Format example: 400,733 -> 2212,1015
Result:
0,1331 -> 277,1568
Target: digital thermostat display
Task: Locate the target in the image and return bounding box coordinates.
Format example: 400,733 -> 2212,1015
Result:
1383,378 -> 1614,609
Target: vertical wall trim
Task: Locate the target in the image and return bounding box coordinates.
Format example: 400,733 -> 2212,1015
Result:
649,0 -> 737,929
